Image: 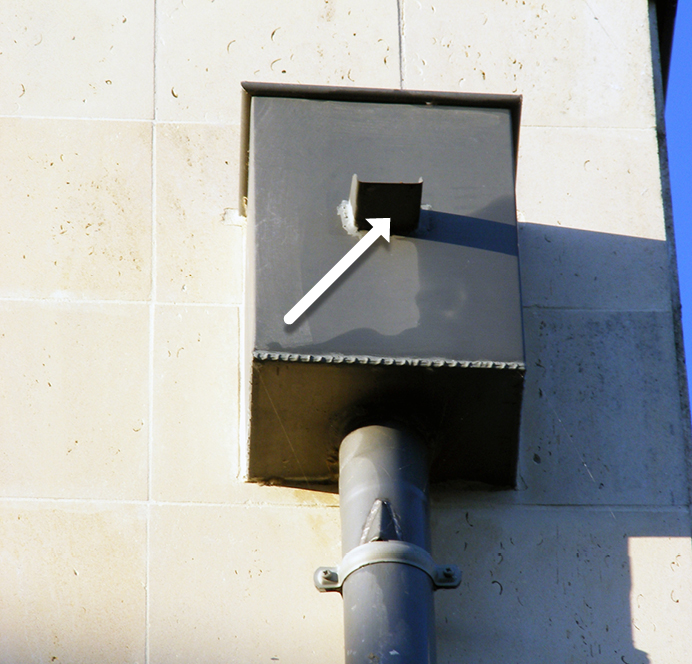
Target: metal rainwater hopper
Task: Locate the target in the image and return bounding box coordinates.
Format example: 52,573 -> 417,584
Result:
240,82 -> 524,488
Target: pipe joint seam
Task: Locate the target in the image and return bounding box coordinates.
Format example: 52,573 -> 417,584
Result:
314,540 -> 461,593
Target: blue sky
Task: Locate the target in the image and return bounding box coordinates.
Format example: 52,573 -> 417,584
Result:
667,3 -> 692,394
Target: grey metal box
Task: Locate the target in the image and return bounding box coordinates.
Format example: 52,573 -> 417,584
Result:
242,83 -> 524,487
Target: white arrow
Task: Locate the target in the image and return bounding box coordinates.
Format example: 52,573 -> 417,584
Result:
284,218 -> 391,325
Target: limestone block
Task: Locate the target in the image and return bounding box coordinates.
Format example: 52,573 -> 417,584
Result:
0,1 -> 154,119
518,309 -> 687,506
156,123 -> 244,304
155,0 -> 400,123
149,504 -> 343,663
0,502 -> 146,663
0,301 -> 149,500
516,127 -> 666,240
402,0 -> 656,128
628,535 -> 692,658
0,118 -> 152,301
152,305 -> 240,502
430,504 -> 692,664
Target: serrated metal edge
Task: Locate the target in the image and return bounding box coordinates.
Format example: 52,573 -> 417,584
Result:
253,350 -> 525,371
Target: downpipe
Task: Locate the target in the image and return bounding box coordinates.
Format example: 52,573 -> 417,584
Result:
315,425 -> 461,664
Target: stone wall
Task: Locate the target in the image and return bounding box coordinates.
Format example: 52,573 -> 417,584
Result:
0,2 -> 689,662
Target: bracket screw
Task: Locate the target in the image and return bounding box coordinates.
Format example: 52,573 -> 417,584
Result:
321,569 -> 337,583
442,567 -> 455,579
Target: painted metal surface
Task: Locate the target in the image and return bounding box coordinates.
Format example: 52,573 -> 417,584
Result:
331,426 -> 455,664
243,83 -> 524,486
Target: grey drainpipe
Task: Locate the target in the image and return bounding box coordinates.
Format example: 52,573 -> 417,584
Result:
315,425 -> 461,664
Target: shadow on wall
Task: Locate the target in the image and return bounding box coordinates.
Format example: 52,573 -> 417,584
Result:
431,507 -> 690,664
428,222 -> 690,663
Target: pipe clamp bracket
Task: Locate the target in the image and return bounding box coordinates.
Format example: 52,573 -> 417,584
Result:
315,540 -> 461,592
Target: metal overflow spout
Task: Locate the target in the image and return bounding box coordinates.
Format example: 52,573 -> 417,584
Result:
315,425 -> 461,663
